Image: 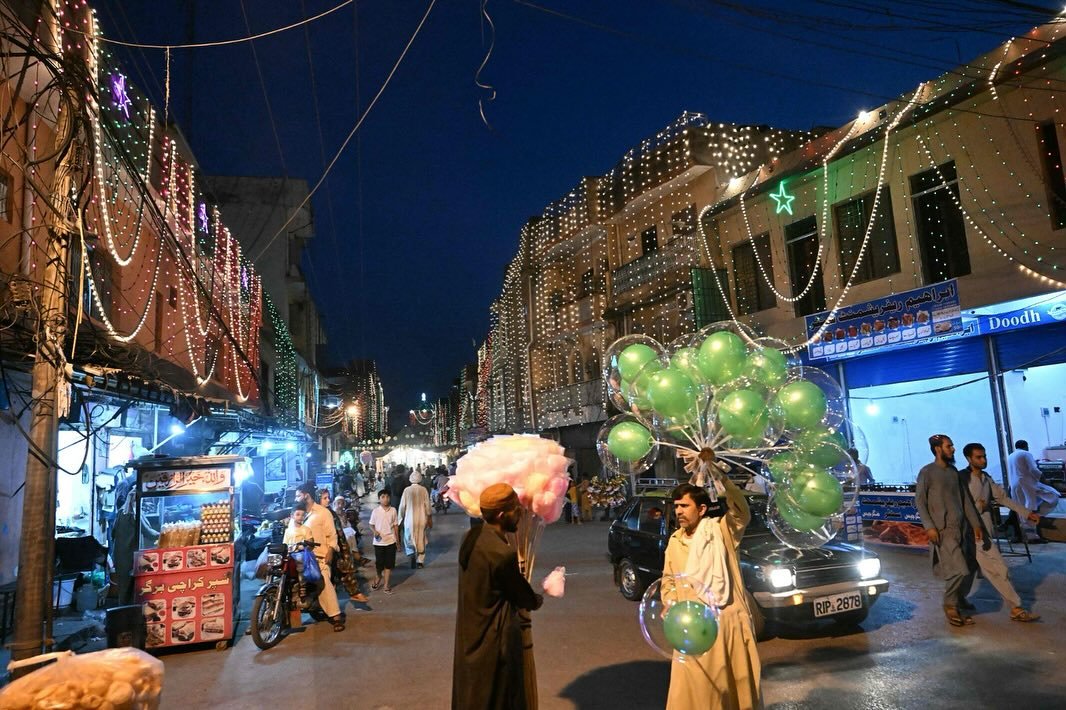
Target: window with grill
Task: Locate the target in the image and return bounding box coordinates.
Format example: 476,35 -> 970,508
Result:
785,216 -> 827,317
671,204 -> 696,238
834,188 -> 900,285
909,162 -> 970,284
641,225 -> 658,254
731,233 -> 777,315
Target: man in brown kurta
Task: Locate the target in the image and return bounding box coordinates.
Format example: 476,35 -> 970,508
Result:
662,480 -> 761,710
452,483 -> 543,710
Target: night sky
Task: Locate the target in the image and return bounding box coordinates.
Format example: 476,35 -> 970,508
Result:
93,1 -> 1050,426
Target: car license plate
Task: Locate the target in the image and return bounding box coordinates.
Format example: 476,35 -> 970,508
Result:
813,591 -> 863,618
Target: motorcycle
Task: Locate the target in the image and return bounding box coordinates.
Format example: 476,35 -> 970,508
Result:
432,487 -> 451,514
250,540 -> 323,650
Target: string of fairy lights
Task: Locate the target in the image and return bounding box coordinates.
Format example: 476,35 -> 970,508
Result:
488,15 -> 1066,432
50,0 -> 289,411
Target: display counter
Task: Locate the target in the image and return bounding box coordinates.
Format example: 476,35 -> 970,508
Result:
132,456 -> 247,650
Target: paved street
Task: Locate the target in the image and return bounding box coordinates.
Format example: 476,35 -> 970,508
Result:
157,505 -> 1066,710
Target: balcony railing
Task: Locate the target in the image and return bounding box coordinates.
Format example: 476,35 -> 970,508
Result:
611,237 -> 700,297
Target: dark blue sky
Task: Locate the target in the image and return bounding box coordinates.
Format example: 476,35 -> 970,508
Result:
95,0 -> 1050,425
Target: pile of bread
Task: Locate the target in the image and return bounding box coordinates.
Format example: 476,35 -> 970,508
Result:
0,648 -> 164,709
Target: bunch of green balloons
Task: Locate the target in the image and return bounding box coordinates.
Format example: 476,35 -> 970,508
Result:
599,325 -> 860,550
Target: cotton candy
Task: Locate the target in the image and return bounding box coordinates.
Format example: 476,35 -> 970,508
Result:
542,566 -> 566,597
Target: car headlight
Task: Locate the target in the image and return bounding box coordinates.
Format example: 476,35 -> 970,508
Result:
768,567 -> 794,589
857,557 -> 881,579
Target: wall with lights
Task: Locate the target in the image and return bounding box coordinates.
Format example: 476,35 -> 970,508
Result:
0,0 -> 271,409
704,24 -> 1066,349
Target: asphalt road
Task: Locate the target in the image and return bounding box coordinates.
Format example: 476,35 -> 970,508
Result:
156,504 -> 1066,710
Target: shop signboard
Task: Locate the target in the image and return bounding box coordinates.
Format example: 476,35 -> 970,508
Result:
805,280 -> 962,362
964,290 -> 1066,336
140,467 -> 230,493
135,544 -> 234,648
858,490 -> 929,548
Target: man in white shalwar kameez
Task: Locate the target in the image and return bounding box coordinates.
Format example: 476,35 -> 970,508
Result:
399,471 -> 432,568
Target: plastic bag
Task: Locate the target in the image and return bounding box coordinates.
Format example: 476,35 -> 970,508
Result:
0,647 -> 164,709
300,546 -> 323,585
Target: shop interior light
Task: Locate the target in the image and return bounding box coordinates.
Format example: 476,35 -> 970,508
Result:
865,403 -> 880,416
169,423 -> 184,436
234,460 -> 253,484
262,440 -> 273,451
285,442 -> 296,451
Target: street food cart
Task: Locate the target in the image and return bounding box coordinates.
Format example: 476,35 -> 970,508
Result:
131,455 -> 249,650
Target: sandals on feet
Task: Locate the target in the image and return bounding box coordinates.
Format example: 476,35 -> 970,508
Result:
383,587 -> 393,595
371,579 -> 382,590
331,617 -> 345,632
1010,608 -> 1040,622
944,606 -> 966,627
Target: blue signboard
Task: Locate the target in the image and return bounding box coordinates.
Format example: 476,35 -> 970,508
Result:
806,279 -> 962,362
963,290 -> 1066,337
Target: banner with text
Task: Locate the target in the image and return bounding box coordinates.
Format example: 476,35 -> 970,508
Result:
805,280 -> 962,362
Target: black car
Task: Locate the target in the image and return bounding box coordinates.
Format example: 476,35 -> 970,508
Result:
607,487 -> 888,638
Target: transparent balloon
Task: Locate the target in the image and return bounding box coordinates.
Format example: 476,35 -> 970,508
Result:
687,321 -> 759,389
603,335 -> 666,414
778,366 -> 847,433
837,419 -> 870,465
666,334 -> 708,386
597,413 -> 660,477
711,379 -> 785,452
779,443 -> 858,516
741,336 -> 797,389
765,494 -> 836,549
639,575 -> 720,662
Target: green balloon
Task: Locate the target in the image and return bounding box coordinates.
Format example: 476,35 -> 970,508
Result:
620,378 -> 652,410
794,428 -> 848,468
606,421 -> 654,462
743,347 -> 788,387
632,359 -> 663,391
647,368 -> 698,419
663,600 -> 718,655
726,426 -> 766,449
775,380 -> 828,429
670,347 -> 705,383
697,331 -> 747,385
775,497 -> 828,532
717,389 -> 768,436
618,343 -> 659,381
767,452 -> 801,481
788,469 -> 844,517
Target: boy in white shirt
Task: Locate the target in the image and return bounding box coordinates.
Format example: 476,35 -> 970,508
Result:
283,503 -> 314,547
369,490 -> 400,593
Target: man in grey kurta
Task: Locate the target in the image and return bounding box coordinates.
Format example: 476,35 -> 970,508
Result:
959,442 -> 1041,622
915,434 -> 988,627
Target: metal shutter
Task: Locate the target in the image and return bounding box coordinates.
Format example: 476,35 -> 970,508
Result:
843,337 -> 988,388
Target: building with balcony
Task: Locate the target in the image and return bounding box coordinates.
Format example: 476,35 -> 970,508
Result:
699,20 -> 1066,487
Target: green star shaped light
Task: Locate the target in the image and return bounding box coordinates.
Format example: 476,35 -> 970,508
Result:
770,182 -> 796,215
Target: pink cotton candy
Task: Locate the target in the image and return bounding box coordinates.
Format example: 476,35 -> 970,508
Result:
542,566 -> 566,597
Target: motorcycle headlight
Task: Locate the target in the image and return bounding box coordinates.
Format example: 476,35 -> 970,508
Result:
266,553 -> 283,569
857,557 -> 881,579
768,567 -> 794,590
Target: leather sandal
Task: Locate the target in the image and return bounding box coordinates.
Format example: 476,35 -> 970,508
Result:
1010,608 -> 1040,622
944,606 -> 965,627
331,617 -> 345,632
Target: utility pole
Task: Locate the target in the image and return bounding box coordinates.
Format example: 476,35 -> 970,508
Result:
10,71 -> 81,672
